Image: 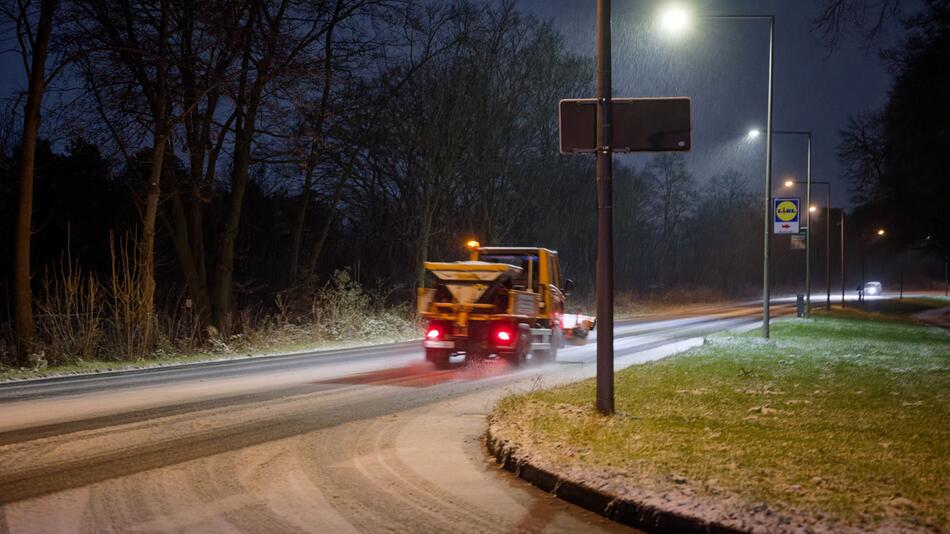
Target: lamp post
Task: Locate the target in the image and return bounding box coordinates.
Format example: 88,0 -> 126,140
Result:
774,130 -> 812,314
662,6 -> 776,338
839,209 -> 846,306
784,177 -> 831,310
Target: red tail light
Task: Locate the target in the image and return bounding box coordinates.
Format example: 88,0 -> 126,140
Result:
495,328 -> 514,344
426,327 -> 442,340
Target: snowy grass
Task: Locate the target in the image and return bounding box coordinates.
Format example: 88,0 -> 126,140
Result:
494,311 -> 950,531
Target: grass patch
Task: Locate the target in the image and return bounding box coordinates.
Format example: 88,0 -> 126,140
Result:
823,296 -> 949,323
494,310 -> 950,531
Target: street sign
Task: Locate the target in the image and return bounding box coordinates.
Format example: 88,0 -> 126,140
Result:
790,234 -> 806,249
558,97 -> 691,154
773,197 -> 800,234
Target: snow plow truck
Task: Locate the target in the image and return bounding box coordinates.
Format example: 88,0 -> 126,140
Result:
417,242 -> 594,368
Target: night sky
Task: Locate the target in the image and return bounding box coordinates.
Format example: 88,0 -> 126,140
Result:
1,0 -> 899,209
519,0 -> 899,209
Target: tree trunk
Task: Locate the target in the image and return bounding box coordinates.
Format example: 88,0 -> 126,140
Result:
14,0 -> 56,363
289,7 -> 338,284
164,185 -> 212,330
306,150 -> 357,277
211,126 -> 253,334
138,0 -> 170,352
288,162 -> 315,283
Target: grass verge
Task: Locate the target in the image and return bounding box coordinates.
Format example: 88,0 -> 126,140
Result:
491,309 -> 950,532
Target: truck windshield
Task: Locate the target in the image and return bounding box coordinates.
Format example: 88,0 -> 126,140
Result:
480,254 -> 538,291
479,255 -> 537,269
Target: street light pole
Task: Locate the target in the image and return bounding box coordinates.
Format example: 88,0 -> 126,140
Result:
764,16 -> 775,338
595,0 -> 614,415
670,11 -> 775,337
825,185 -> 831,309
775,131 -> 812,316
840,209 -> 846,306
806,137 -> 811,315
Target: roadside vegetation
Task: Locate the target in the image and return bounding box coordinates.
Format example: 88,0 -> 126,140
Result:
492,307 -> 950,532
0,269 -> 418,381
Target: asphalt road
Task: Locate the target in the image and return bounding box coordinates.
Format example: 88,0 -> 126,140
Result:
0,302 -> 792,533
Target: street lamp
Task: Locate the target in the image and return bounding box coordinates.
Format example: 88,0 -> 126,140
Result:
747,128 -> 761,139
785,178 -> 833,310
877,228 -> 886,236
660,5 -> 690,33
772,130 -> 812,314
662,5 -> 776,338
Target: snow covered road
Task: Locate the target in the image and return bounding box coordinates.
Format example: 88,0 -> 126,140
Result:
0,302 -> 793,533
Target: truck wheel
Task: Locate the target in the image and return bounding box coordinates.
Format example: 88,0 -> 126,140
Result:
426,348 -> 452,369
505,326 -> 531,367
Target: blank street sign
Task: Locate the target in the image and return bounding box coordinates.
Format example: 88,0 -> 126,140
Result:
558,97 -> 691,154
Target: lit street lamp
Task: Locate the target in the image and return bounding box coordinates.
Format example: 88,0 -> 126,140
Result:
785,178 -> 833,310
663,5 -> 776,338
773,131 -> 812,314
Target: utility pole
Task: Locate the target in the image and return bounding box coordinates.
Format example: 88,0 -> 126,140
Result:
840,209 -> 845,307
595,0 -> 614,415
762,17 -> 775,337
805,137 -> 811,316
825,187 -> 831,309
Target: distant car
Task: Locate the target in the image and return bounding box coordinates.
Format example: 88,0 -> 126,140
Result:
863,281 -> 883,296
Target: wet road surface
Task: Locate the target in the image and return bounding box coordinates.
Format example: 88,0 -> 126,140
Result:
0,302 -> 792,533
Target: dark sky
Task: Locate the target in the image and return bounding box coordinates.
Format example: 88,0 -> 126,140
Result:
517,0 -> 902,209
1,0 -> 901,209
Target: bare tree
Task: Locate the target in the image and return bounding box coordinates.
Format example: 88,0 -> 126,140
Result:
645,154 -> 693,286
71,0 -> 175,352
812,0 -> 904,51
838,111 -> 886,203
2,0 -> 56,362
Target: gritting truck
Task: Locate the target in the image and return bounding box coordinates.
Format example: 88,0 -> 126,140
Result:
417,242 -> 594,368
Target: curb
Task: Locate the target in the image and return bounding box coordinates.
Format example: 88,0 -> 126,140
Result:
486,428 -> 746,534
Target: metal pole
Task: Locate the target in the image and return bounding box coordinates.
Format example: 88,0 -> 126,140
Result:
595,0 -> 614,415
762,16 -> 775,338
825,185 -> 831,309
861,241 -> 866,303
899,253 -> 904,299
804,135 -> 811,316
840,209 -> 845,307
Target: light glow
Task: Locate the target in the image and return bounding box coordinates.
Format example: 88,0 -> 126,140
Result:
877,229 -> 885,236
784,179 -> 795,187
426,328 -> 441,340
747,129 -> 761,139
660,5 -> 690,33
496,330 -> 512,342
809,205 -> 817,213
465,239 -> 480,250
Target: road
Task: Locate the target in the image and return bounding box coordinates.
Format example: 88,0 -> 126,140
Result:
0,302 -> 792,533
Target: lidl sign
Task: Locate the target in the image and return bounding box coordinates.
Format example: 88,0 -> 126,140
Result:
773,197 -> 800,234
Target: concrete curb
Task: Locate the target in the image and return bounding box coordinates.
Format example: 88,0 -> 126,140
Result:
486,429 -> 746,534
